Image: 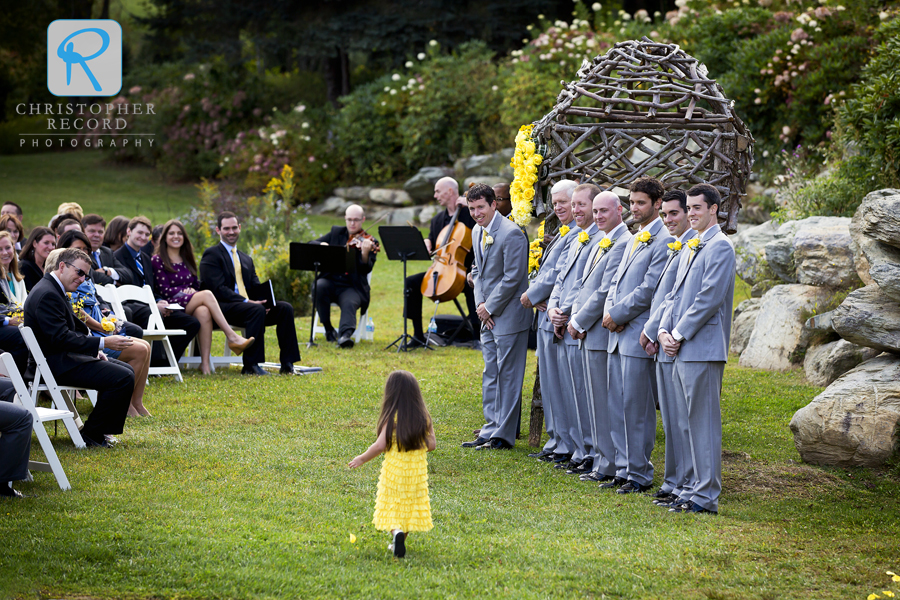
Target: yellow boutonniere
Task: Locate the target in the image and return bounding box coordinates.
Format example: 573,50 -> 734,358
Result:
577,231 -> 590,245
483,234 -> 494,247
668,241 -> 682,252
687,237 -> 701,253
597,237 -> 614,255
559,225 -> 570,237
636,230 -> 653,246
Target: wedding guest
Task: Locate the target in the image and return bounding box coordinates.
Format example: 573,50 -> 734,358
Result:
19,226 -> 57,291
55,218 -> 83,238
0,215 -> 24,251
1,202 -> 23,228
0,232 -> 28,373
82,214 -> 131,287
102,216 -> 130,252
0,232 -> 27,305
56,231 -> 152,417
48,202 -> 84,231
151,219 -> 255,375
0,379 -> 31,498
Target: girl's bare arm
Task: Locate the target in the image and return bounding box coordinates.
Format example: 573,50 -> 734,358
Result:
348,427 -> 388,468
426,423 -> 436,452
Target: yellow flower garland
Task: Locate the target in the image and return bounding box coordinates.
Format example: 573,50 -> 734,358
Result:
509,124 -> 542,228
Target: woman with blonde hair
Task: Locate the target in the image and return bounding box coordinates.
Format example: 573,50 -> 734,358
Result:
151,219 -> 255,374
0,231 -> 26,305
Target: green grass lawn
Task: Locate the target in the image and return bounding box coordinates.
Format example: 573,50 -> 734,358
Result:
1,153 -> 898,599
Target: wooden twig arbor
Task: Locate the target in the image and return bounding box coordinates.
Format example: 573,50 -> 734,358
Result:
532,37 -> 754,234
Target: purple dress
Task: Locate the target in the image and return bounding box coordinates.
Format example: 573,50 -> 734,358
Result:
151,254 -> 199,305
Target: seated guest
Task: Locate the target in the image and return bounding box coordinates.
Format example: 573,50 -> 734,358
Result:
102,216 -> 130,252
313,204 -> 377,348
0,379 -> 31,498
19,226 -> 57,291
0,232 -> 29,373
55,218 -> 83,238
57,232 -> 152,417
113,216 -> 200,364
151,219 -> 255,375
199,211 -> 301,375
143,224 -> 162,256
23,247 -> 135,448
492,183 -> 513,218
82,214 -> 132,287
1,202 -> 24,228
0,215 -> 24,251
48,202 -> 84,230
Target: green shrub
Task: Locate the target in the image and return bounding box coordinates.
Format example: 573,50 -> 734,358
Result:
0,115 -> 53,155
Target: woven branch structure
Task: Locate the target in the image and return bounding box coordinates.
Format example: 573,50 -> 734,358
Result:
532,37 -> 754,234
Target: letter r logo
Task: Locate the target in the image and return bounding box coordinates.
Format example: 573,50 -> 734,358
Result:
47,20 -> 122,97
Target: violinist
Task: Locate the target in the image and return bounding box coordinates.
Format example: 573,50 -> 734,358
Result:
403,177 -> 480,346
313,204 -> 378,348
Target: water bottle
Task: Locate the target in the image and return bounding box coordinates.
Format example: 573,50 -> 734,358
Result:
427,317 -> 437,334
366,317 -> 375,335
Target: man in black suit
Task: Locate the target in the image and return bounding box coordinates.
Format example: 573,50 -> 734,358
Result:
83,214 -> 132,287
22,248 -> 135,447
114,216 -> 200,363
198,211 -> 301,375
313,204 -> 377,348
0,379 -> 30,497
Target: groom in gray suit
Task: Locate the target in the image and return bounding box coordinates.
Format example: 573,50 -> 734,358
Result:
602,177 -> 673,493
464,183 -> 533,450
546,183 -> 601,473
658,184 -> 735,515
567,191 -> 630,483
641,190 -> 697,508
521,180 -> 579,461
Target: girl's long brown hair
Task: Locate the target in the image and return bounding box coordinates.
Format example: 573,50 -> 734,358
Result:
156,219 -> 198,276
377,370 -> 431,452
0,231 -> 22,282
102,216 -> 129,250
19,226 -> 55,264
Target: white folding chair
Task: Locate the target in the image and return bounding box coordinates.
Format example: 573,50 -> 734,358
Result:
312,272 -> 374,343
19,326 -> 88,449
113,284 -> 185,382
1,352 -> 73,490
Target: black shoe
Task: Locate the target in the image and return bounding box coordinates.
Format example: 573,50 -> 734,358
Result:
598,476 -> 627,489
567,458 -> 593,474
554,460 -> 578,470
406,337 -> 427,349
539,452 -> 564,463
82,433 -> 111,448
652,493 -> 679,505
656,496 -> 686,509
241,365 -> 269,376
616,480 -> 653,494
280,363 -> 295,374
325,329 -> 338,343
650,488 -> 673,499
579,472 -> 606,482
669,500 -> 717,515
392,530 -> 406,558
0,483 -> 24,498
461,436 -> 490,448
528,449 -> 554,459
551,453 -> 572,464
476,438 -> 512,450
338,334 -> 355,348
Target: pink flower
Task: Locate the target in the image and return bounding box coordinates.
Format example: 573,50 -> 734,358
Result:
790,28 -> 808,42
308,155 -> 316,162
129,86 -> 142,95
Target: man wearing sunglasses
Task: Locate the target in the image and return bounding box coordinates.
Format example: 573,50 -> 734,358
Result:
23,248 -> 135,448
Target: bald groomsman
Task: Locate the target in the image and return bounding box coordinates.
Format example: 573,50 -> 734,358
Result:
658,184 -> 735,515
521,180 -> 578,462
546,183 -> 601,474
641,190 -> 697,508
463,184 -> 532,450
602,177 -> 673,493
567,191 -> 630,483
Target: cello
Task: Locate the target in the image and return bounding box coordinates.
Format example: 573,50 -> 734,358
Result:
420,205 -> 472,302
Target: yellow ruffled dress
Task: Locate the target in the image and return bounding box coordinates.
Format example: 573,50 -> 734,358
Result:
372,443 -> 433,532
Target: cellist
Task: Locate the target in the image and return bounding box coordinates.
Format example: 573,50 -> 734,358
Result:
403,177 -> 480,346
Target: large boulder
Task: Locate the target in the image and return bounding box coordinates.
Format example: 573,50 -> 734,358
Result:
832,284 -> 900,354
852,188 -> 900,249
849,189 -> 900,287
455,149 -> 514,180
790,354 -> 900,467
417,205 -> 440,225
310,196 -> 351,215
463,175 -> 508,190
730,298 -> 761,356
385,207 -> 421,225
869,262 -> 900,302
764,217 -> 860,288
739,284 -> 823,371
803,339 -> 880,387
368,188 -> 414,207
403,166 -> 454,203
731,220 -> 778,285
333,186 -> 371,201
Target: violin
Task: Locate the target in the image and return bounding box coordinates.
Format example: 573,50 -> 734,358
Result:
348,230 -> 380,255
421,206 -> 472,302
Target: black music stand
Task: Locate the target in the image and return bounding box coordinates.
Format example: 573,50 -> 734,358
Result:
290,242 -> 355,348
378,226 -> 431,352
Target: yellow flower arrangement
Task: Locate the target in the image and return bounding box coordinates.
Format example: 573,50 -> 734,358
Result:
101,315 -> 118,333
509,124 -> 542,228
559,225 -> 570,237
67,292 -> 87,322
577,231 -> 590,245
528,220 -> 545,276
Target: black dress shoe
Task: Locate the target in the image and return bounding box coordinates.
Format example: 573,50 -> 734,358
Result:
528,449 -> 554,459
0,483 -> 25,498
554,460 -> 578,470
280,363 -> 296,374
551,453 -> 572,464
655,496 -> 685,509
82,433 -> 111,448
567,458 -> 593,474
406,337 -> 427,349
652,493 -> 679,506
241,365 -> 269,376
669,500 -> 717,515
461,436 -> 490,448
337,334 -> 355,348
616,480 -> 653,494
650,488 -> 673,499
476,438 -> 512,450
579,472 -> 606,482
538,452 -> 564,463
598,476 -> 627,489
325,329 -> 338,343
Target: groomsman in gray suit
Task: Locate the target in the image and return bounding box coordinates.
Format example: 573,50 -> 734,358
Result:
463,183 -> 533,450
641,190 -> 697,508
567,191 -> 630,483
602,177 -> 673,493
521,180 -> 579,461
658,184 -> 735,515
547,183 -> 601,473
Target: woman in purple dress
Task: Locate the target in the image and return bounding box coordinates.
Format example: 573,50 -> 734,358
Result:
152,220 -> 255,374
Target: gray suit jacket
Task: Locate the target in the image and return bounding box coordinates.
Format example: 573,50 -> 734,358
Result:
658,224 -> 735,362
570,222 -> 631,351
525,221 -> 578,332
605,218 -> 673,357
548,222 -> 600,346
644,229 -> 698,362
472,213 -> 533,336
